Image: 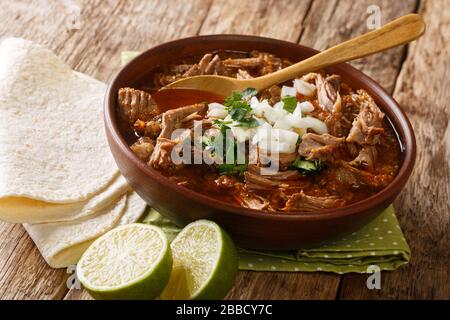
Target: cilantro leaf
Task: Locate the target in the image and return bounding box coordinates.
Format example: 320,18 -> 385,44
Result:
290,158 -> 325,176
282,95 -> 298,113
217,164 -> 247,176
223,88 -> 258,127
242,87 -> 258,99
229,106 -> 250,122
234,117 -> 259,129
201,136 -> 216,154
213,119 -> 232,134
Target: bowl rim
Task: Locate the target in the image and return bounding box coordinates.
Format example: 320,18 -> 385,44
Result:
104,34 -> 416,222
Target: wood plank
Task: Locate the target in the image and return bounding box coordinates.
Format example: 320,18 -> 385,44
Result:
64,287 -> 94,301
300,0 -> 417,93
199,0 -> 344,300
3,0 -> 446,301
224,0 -> 417,300
59,0 -> 213,80
64,0 -> 318,301
339,0 -> 450,299
199,0 -> 312,42
226,271 -> 340,300
0,0 -> 212,300
0,224 -> 67,300
299,0 -> 419,300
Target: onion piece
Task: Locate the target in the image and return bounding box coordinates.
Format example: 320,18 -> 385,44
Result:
298,116 -> 328,134
294,79 -> 316,97
281,85 -> 297,98
298,101 -> 315,113
207,102 -> 228,119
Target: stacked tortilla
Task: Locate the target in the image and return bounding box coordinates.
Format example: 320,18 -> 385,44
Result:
0,38 -> 147,268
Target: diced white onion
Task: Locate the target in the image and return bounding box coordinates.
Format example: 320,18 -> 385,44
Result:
252,122 -> 272,144
275,129 -> 299,146
207,102 -> 228,119
301,73 -> 318,82
298,116 -> 328,134
231,126 -> 255,143
222,93 -> 325,146
273,101 -> 284,111
292,103 -> 303,118
250,97 -> 265,116
250,98 -> 288,125
298,101 -> 315,113
253,126 -> 299,154
294,79 -> 316,97
281,86 -> 297,98
263,106 -> 288,125
273,117 -> 293,131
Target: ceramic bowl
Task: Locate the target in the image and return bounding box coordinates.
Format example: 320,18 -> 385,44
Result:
104,35 -> 416,250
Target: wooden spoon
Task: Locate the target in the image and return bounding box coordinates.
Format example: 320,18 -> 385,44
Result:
160,14 -> 425,97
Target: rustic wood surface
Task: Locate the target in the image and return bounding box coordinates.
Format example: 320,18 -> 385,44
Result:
0,0 -> 448,300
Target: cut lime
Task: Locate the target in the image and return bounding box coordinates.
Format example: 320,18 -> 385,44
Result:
77,223 -> 172,300
160,220 -> 238,300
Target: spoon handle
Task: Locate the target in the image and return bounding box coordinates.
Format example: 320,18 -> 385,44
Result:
252,14 -> 425,90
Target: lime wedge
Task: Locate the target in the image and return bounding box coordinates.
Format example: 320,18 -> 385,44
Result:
77,223 -> 172,300
160,220 -> 238,300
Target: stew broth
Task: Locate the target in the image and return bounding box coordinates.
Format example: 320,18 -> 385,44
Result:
117,50 -> 401,212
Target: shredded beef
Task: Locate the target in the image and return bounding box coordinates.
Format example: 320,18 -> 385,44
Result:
159,104 -> 206,138
214,175 -> 237,190
234,189 -> 271,211
244,172 -> 285,190
334,161 -> 390,189
298,133 -> 345,162
283,191 -> 346,212
351,145 -> 378,171
316,74 -> 342,113
149,105 -> 204,170
223,57 -> 262,68
347,90 -> 385,145
236,69 -> 253,80
148,138 -> 177,170
118,87 -> 158,123
183,54 -> 226,77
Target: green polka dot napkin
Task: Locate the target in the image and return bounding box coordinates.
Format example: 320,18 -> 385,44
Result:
141,205 -> 410,274
120,51 -> 410,274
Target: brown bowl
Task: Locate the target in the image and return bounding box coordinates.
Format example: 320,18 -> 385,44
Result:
104,35 -> 416,250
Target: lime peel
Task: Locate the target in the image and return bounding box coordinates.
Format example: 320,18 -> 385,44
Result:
77,223 -> 172,300
161,219 -> 238,300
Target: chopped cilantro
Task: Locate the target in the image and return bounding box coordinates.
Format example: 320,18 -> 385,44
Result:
229,106 -> 251,122
211,88 -> 259,176
234,117 -> 259,129
210,120 -> 244,166
241,87 -> 258,99
282,95 -> 298,113
224,137 -> 236,162
223,88 -> 259,128
213,119 -> 232,134
290,158 -> 325,176
201,136 -> 216,154
218,163 -> 247,176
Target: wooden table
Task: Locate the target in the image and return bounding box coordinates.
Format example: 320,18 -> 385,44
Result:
0,0 -> 448,300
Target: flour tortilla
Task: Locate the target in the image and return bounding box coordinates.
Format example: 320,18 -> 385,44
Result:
24,192 -> 148,268
117,192 -> 149,226
0,174 -> 130,223
0,37 -> 118,204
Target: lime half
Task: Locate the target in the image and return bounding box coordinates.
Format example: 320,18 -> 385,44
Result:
160,220 -> 238,300
77,223 -> 172,300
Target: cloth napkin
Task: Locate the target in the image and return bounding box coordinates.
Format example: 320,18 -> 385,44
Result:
142,206 -> 410,274
121,51 -> 410,274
